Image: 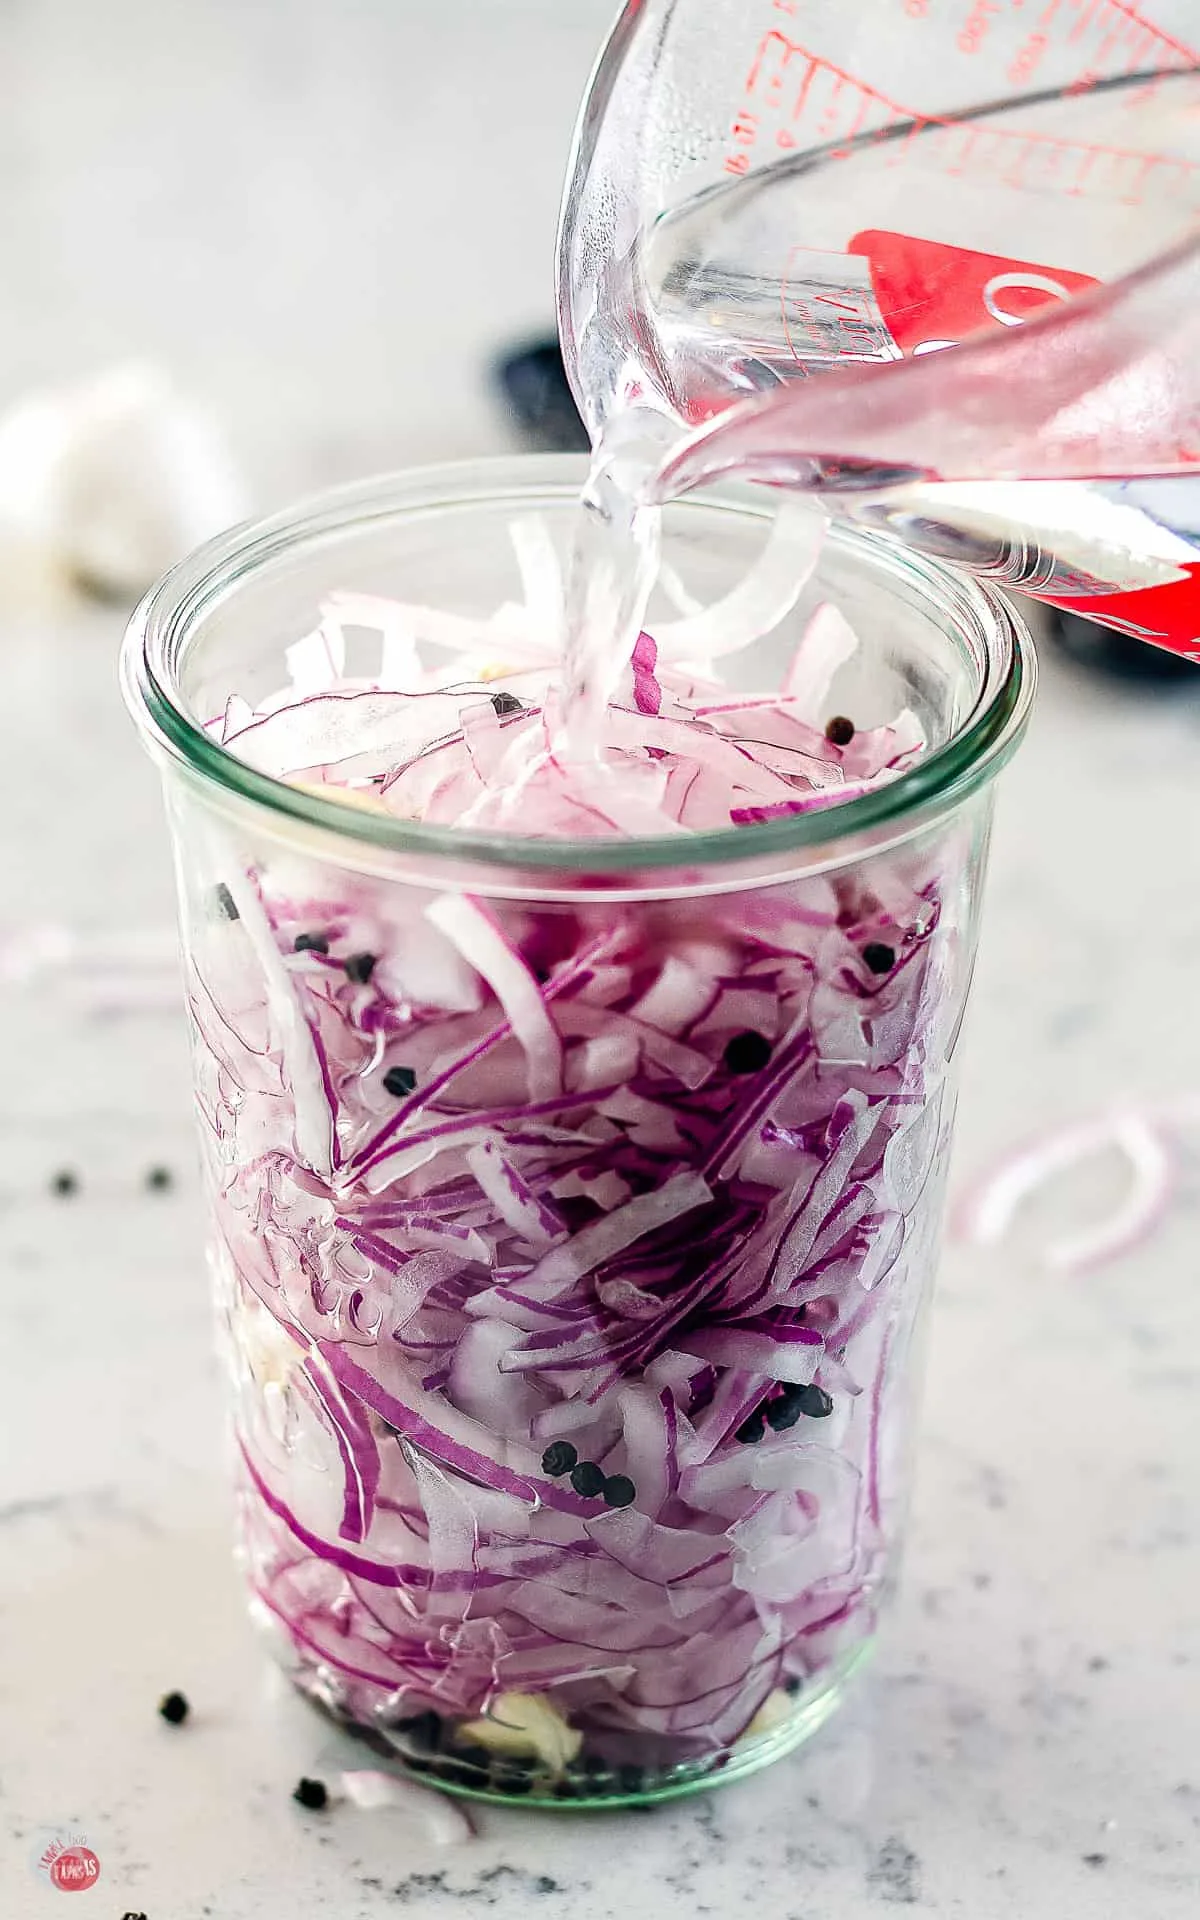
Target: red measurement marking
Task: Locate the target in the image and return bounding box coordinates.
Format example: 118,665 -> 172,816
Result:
746,29 -> 796,97
791,55 -> 819,122
819,73 -> 846,139
1069,0 -> 1101,42
778,248 -> 899,367
1123,152 -> 1160,202
1089,0 -> 1197,64
943,126 -> 981,176
834,88 -> 870,158
723,27 -> 1200,205
1004,134 -> 1037,187
959,0 -> 1003,58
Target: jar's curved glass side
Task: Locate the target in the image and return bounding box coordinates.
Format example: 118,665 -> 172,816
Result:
126,462 -> 1032,1807
172,772 -> 991,1804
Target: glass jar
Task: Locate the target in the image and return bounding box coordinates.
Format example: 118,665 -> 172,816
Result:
122,456 -> 1033,1806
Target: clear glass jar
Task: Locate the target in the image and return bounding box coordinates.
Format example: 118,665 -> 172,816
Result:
122,456 -> 1033,1806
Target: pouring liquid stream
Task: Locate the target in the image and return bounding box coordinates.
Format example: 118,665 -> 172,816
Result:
557,405 -> 1200,769
559,425 -> 666,757
557,295 -> 1200,747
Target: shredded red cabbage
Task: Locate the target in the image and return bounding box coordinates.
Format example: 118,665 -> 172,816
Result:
188,581 -> 964,1793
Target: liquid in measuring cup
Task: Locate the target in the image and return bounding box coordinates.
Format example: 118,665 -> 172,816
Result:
558,0 -> 1200,657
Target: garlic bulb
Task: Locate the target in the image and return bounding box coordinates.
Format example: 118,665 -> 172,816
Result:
0,362 -> 246,606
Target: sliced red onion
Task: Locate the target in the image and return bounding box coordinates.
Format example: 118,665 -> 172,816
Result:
425,894 -> 563,1104
498,1170 -> 714,1306
631,630 -> 663,716
956,1109 -> 1175,1274
196,581 -> 949,1780
466,1140 -> 566,1248
225,689 -> 470,778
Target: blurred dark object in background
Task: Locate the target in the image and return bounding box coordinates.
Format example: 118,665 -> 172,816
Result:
494,338 -> 588,452
1046,607 -> 1199,685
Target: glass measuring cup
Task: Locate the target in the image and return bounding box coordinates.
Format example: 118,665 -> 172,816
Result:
559,0 -> 1200,653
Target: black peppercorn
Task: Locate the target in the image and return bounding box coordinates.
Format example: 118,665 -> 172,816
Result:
343,952 -> 377,984
491,691 -> 524,717
50,1169 -> 79,1198
863,942 -> 896,975
145,1165 -> 173,1192
541,1440 -> 578,1478
213,882 -> 239,921
795,1383 -> 835,1419
292,1777 -> 328,1810
765,1388 -> 806,1433
824,715 -> 856,746
723,1030 -> 773,1075
570,1460 -> 606,1498
158,1690 -> 189,1725
294,932 -> 330,955
602,1474 -> 636,1509
736,1408 -> 766,1444
382,1065 -> 417,1098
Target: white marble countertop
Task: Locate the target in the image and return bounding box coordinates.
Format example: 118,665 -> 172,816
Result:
1,3 -> 1198,1916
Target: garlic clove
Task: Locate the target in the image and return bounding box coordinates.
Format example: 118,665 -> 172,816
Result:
51,363 -> 246,598
457,1691 -> 582,1773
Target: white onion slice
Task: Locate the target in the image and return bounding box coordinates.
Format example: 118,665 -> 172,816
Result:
509,513 -> 565,648
782,602 -> 860,714
211,843 -> 332,1178
426,893 -> 563,1103
339,1769 -> 473,1842
503,1170 -> 713,1306
285,621 -> 345,696
320,591 -> 424,687
654,501 -> 827,660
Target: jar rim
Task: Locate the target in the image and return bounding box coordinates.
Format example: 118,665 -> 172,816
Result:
121,454 -> 1035,885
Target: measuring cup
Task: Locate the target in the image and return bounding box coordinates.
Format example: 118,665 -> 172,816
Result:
559,0 -> 1200,652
